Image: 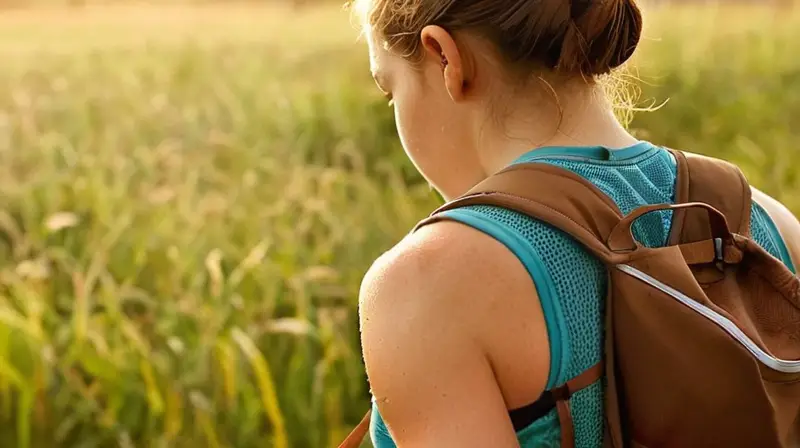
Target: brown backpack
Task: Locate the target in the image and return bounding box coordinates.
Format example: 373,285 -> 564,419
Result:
341,149 -> 800,448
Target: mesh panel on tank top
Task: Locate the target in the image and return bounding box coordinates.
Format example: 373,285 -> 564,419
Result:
536,152 -> 783,261
465,204 -> 607,448
541,150 -> 677,248
751,203 -> 782,260
542,151 -> 782,258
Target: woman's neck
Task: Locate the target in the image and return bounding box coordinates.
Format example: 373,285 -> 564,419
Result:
476,83 -> 640,176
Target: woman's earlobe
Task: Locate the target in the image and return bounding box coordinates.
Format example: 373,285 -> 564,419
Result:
443,63 -> 466,102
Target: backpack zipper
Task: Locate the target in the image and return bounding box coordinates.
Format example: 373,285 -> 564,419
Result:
616,264 -> 800,373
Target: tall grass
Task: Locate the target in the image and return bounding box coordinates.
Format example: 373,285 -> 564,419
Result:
0,3 -> 797,447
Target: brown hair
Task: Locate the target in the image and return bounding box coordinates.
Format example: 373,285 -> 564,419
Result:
357,0 -> 643,78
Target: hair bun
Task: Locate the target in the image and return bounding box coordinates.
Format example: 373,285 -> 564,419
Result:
557,0 -> 643,76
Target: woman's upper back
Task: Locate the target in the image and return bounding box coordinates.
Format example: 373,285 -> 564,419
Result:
360,142 -> 799,447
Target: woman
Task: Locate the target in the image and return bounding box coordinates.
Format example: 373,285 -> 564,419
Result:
353,0 -> 800,446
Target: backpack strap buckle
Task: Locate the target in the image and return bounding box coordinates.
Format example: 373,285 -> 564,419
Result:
714,237 -> 725,263
714,237 -> 730,272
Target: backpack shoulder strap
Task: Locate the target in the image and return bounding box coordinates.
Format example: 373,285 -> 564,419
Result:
414,162 -> 625,263
668,149 -> 752,245
337,410 -> 371,448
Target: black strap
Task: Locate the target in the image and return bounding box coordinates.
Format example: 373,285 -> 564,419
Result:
509,390 -> 557,431
508,361 -> 604,431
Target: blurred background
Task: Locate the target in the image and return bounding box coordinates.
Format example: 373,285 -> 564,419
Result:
0,0 -> 797,447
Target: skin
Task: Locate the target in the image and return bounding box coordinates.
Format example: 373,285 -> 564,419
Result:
359,24 -> 800,447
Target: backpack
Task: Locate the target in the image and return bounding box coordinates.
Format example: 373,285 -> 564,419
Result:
340,149 -> 800,448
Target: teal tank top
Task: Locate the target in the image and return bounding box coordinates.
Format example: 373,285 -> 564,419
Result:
370,142 -> 796,448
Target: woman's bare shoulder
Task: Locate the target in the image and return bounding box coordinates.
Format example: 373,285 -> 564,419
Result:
357,219 -> 547,446
751,187 -> 800,266
359,219 -> 539,325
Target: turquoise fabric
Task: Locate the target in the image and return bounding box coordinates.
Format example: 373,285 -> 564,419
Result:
752,202 -> 796,274
370,400 -> 394,447
369,142 -> 794,448
516,143 -> 677,249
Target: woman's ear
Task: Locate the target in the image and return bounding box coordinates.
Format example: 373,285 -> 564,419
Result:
420,25 -> 469,102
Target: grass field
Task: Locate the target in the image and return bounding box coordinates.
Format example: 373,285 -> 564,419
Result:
0,2 -> 798,447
